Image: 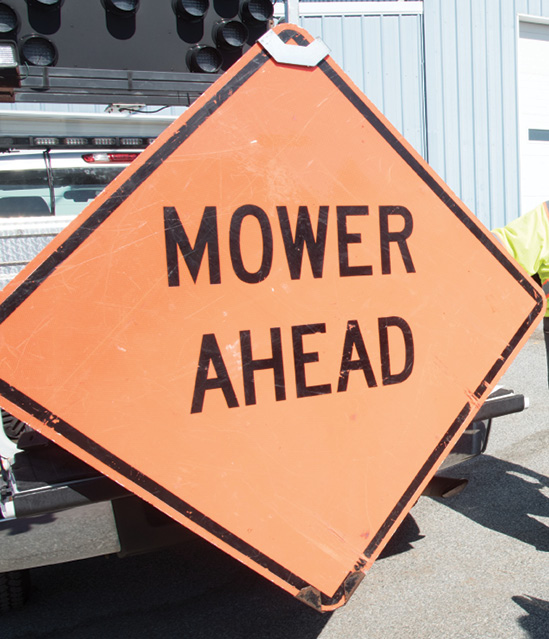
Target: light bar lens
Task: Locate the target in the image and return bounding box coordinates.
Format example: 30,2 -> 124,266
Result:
0,42 -> 17,67
21,36 -> 57,66
33,137 -> 59,145
92,137 -> 117,146
187,45 -> 222,73
64,137 -> 89,146
240,0 -> 273,24
120,137 -> 142,146
105,0 -> 140,14
0,4 -> 18,35
215,20 -> 248,49
30,0 -> 62,8
173,0 -> 209,21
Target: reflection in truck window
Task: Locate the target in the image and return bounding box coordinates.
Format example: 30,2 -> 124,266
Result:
0,151 -> 134,217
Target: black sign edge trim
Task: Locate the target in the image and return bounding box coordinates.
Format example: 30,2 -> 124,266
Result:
0,26 -> 544,609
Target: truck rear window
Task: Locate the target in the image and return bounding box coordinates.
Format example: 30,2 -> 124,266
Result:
0,166 -> 125,217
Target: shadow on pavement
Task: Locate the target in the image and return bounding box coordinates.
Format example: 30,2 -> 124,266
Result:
378,513 -> 424,559
513,595 -> 549,639
2,534 -> 333,639
0,512 -> 56,536
2,514 -> 429,638
434,454 -> 549,551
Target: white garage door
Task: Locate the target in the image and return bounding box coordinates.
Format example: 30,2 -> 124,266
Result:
518,20 -> 549,213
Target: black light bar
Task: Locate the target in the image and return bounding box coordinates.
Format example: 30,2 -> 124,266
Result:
0,134 -> 157,150
2,65 -> 220,106
0,0 -> 274,104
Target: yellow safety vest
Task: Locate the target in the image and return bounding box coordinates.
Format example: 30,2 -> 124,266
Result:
492,201 -> 549,316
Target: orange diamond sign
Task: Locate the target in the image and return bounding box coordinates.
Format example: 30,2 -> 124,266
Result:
0,25 -> 543,610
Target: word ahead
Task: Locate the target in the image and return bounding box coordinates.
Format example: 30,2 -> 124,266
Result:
164,204 -> 416,286
191,318 -> 414,413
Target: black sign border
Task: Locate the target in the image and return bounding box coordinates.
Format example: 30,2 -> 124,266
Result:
0,27 -> 543,610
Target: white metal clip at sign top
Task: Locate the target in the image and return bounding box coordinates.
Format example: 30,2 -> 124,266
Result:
258,30 -> 330,67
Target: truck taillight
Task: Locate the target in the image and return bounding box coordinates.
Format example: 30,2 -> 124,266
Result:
82,152 -> 139,164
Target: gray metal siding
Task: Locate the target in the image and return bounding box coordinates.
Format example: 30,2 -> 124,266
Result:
424,0 -> 549,228
298,1 -> 417,2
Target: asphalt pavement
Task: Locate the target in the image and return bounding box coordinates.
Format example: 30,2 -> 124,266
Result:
1,323 -> 548,639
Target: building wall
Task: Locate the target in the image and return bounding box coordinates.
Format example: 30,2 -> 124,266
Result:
424,0 -> 549,228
